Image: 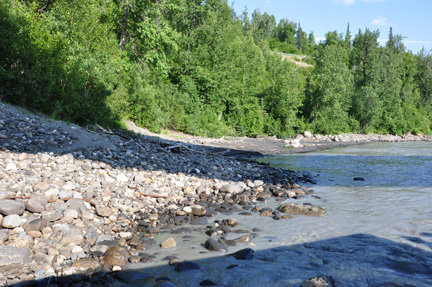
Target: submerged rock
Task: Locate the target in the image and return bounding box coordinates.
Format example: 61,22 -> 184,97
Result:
300,275 -> 340,287
277,203 -> 326,217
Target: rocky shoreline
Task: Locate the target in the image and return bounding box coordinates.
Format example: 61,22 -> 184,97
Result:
0,102 -> 325,287
1,101 -> 429,287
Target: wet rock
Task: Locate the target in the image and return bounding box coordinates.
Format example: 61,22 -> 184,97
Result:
171,227 -> 192,234
0,200 -> 25,215
72,258 -> 101,273
225,218 -> 238,227
300,275 -> 340,287
161,237 -> 176,249
192,205 -> 207,216
277,203 -> 326,217
25,195 -> 47,213
103,246 -> 129,266
174,261 -> 200,272
205,238 -> 228,252
200,279 -> 218,286
231,248 -> 254,260
153,280 -> 178,287
353,177 -> 366,181
233,235 -> 252,243
2,214 -> 21,228
0,246 -> 31,275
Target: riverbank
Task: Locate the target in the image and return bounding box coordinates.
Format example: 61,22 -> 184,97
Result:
0,101 -> 322,287
1,101 -> 431,287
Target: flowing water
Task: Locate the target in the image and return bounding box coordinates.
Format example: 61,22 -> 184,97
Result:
128,142 -> 432,287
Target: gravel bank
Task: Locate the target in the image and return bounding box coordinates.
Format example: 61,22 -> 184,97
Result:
0,102 -> 320,287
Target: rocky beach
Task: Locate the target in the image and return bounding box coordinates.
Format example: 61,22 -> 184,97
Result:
1,101 -> 431,287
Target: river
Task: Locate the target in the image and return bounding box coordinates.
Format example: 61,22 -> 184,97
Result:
127,142 -> 432,287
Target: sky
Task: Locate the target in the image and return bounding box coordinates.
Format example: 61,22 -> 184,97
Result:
230,0 -> 432,54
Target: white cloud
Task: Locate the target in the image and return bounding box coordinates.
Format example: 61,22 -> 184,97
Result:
371,16 -> 388,26
333,0 -> 355,5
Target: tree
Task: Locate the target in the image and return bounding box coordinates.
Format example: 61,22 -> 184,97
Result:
309,44 -> 353,133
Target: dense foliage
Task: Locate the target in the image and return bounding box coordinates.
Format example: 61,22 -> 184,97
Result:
1,0 -> 432,137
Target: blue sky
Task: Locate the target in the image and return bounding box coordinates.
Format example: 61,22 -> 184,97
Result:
231,0 -> 432,54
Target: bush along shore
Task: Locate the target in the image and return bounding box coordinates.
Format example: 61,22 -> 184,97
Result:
0,102 -> 328,287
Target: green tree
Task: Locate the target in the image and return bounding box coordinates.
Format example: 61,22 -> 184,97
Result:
309,44 -> 353,133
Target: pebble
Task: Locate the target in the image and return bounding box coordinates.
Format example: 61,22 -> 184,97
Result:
2,214 -> 21,228
161,237 -> 177,249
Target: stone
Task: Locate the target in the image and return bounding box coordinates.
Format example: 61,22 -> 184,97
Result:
5,163 -> 17,171
25,195 -> 47,213
63,208 -> 79,218
24,218 -> 48,232
200,279 -> 218,286
231,248 -> 254,260
18,153 -> 29,161
11,235 -> 33,248
226,218 -> 238,227
354,177 -> 366,181
233,235 -> 252,243
103,246 -> 129,266
96,207 -> 114,217
60,229 -> 84,246
277,203 -> 326,217
2,214 -> 21,228
174,261 -> 200,272
90,244 -> 109,257
116,173 -> 129,183
205,238 -> 228,252
71,258 -> 101,273
0,230 -> 9,241
304,131 -> 313,138
0,246 -> 31,275
253,180 -> 264,187
0,200 -> 25,215
161,237 -> 176,249
220,184 -> 243,194
191,205 -> 206,216
171,227 -> 192,234
33,182 -> 49,192
300,275 -> 339,287
96,235 -> 116,246
42,210 -> 62,222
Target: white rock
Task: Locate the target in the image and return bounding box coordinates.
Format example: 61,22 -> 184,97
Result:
116,173 -> 128,183
183,206 -> 192,213
5,163 -> 17,171
63,209 -> 78,219
2,215 -> 21,228
71,246 -> 83,254
304,131 -> 313,138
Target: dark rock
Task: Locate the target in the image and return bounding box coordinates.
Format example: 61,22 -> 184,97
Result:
174,261 -> 200,272
277,203 -> 326,217
171,227 -> 192,234
353,177 -> 366,181
24,218 -> 48,232
233,235 -> 251,243
200,279 -> 218,286
205,238 -> 228,252
231,248 -> 254,260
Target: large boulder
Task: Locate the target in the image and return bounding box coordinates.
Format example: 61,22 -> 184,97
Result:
0,246 -> 31,275
277,203 -> 326,217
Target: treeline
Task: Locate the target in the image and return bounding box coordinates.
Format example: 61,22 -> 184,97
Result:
1,0 -> 431,137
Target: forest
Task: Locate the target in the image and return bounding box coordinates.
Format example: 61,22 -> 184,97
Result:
1,0 -> 432,137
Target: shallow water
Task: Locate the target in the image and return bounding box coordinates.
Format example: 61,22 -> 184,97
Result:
127,142 -> 432,286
